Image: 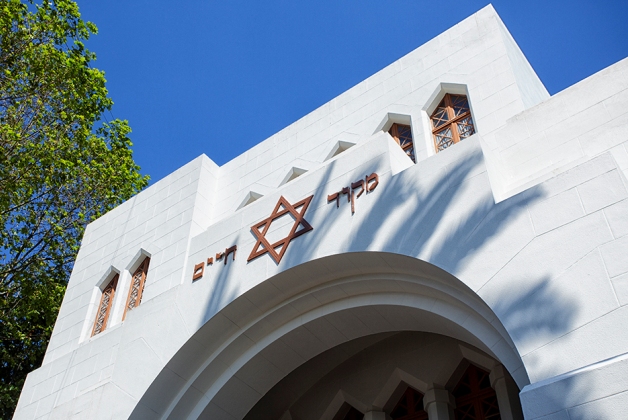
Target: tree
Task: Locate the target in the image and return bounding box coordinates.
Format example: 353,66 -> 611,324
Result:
0,0 -> 149,416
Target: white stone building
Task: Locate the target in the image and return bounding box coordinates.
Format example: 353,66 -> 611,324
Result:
14,5 -> 628,419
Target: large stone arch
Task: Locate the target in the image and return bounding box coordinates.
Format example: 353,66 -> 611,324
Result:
130,252 -> 527,419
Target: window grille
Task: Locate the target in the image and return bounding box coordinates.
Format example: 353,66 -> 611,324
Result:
431,94 -> 475,152
453,364 -> 501,420
91,274 -> 118,336
389,123 -> 416,163
391,387 -> 428,420
123,257 -> 150,319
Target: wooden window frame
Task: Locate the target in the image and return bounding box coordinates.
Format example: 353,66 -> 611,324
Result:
123,256 -> 150,320
390,386 -> 428,420
452,364 -> 501,420
389,123 -> 416,163
91,274 -> 119,336
430,93 -> 475,152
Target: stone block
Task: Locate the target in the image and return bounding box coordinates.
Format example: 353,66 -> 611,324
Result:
578,170 -> 628,213
600,234 -> 628,278
605,197 -> 628,238
528,188 -> 584,235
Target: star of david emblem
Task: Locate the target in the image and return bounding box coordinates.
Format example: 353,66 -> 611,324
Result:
247,195 -> 314,264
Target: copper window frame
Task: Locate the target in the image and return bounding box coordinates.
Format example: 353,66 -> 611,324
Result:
430,93 -> 475,152
91,274 -> 119,336
123,256 -> 150,320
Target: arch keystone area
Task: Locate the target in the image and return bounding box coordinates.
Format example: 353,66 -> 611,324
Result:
130,253 -> 527,419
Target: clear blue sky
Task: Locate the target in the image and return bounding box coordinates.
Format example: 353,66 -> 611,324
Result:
78,1 -> 628,185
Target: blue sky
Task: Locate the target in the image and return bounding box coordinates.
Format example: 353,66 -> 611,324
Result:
78,1 -> 628,184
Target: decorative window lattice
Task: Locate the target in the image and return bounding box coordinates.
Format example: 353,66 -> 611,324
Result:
91,274 -> 118,336
431,94 -> 475,152
453,364 -> 501,420
391,386 -> 428,420
389,123 -> 416,163
123,257 -> 150,319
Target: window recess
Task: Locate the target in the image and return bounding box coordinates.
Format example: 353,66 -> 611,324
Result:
391,386 -> 428,420
431,94 -> 475,152
388,123 -> 416,163
123,256 -> 150,319
91,274 -> 118,336
453,364 -> 501,420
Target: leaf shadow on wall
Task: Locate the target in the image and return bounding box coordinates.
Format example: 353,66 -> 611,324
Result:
276,144 -> 581,414
140,140 -> 585,420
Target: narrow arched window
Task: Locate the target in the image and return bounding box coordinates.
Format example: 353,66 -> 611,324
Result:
391,386 -> 428,420
431,94 -> 475,152
389,123 -> 416,163
91,274 -> 118,336
453,364 -> 501,420
333,404 -> 364,420
123,256 -> 150,319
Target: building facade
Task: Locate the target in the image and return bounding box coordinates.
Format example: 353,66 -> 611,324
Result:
14,5 -> 628,420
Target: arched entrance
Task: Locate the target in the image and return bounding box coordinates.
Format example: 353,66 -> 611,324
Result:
245,331 -> 518,420
130,253 -> 527,419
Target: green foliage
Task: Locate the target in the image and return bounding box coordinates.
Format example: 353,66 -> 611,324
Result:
0,0 -> 149,416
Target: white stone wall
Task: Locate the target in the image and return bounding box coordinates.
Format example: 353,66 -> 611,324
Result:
487,57 -> 628,200
14,4 -> 628,420
14,156 -> 219,419
209,4 -> 548,223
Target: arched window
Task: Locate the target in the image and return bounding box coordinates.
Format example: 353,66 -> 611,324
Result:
91,274 -> 118,336
453,364 -> 501,420
430,94 -> 475,152
388,123 -> 416,163
123,256 -> 150,319
343,407 -> 364,420
333,403 -> 364,420
391,386 -> 428,420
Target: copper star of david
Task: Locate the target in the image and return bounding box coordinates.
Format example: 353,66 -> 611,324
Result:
247,195 -> 314,264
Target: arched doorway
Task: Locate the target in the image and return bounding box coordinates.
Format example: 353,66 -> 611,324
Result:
130,253 -> 527,419
244,331 -> 521,420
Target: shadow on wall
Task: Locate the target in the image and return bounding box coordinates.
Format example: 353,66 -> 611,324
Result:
493,278 -> 578,347
276,146 -> 582,411
201,232 -> 241,327
518,365 -> 612,420
197,154 -> 340,326
494,278 -> 593,419
281,145 -> 537,276
195,142 -> 581,417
